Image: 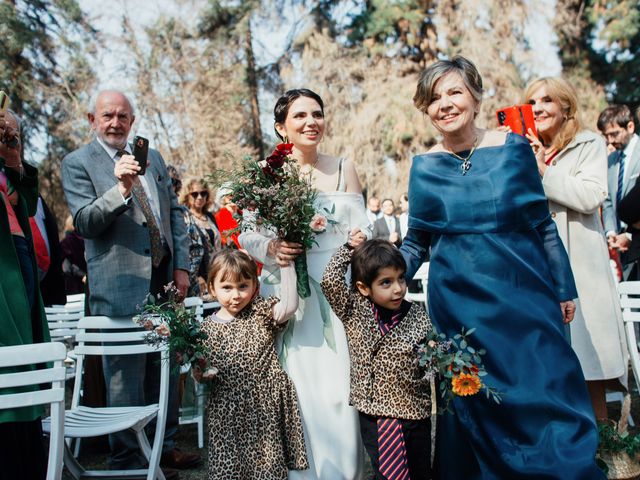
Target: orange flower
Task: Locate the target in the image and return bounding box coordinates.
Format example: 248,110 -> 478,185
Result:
451,373 -> 482,396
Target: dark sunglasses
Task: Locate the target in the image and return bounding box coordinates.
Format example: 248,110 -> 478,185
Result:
189,190 -> 209,200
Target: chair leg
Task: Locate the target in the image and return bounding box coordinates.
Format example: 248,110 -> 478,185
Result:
196,382 -> 204,449
62,442 -> 86,480
135,429 -> 165,480
197,416 -> 204,450
72,437 -> 81,458
136,428 -> 152,461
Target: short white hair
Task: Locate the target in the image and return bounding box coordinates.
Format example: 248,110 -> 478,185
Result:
88,90 -> 136,116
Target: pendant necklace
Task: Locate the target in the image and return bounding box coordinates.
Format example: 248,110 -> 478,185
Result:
447,137 -> 478,175
300,156 -> 320,176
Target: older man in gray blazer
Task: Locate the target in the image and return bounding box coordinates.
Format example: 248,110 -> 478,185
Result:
599,104 -> 640,279
62,90 -> 197,475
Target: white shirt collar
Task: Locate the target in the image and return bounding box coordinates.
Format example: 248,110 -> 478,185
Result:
96,136 -> 131,161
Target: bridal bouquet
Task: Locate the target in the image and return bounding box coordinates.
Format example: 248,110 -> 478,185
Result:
215,143 -> 322,298
133,283 -> 217,379
415,326 -> 501,413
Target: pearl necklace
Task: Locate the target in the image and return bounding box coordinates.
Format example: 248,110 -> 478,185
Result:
445,138 -> 478,175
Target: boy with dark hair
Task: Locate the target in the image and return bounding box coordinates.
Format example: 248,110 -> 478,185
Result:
321,239 -> 432,480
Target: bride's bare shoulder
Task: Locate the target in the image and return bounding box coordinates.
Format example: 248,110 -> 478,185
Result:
319,153 -> 341,166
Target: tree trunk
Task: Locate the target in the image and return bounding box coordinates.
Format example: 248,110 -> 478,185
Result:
245,18 -> 263,158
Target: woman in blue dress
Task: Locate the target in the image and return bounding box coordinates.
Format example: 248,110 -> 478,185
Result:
400,56 -> 603,479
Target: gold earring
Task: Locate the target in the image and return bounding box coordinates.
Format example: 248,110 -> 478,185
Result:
283,135 -> 289,144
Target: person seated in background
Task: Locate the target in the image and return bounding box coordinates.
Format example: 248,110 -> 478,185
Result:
30,195 -> 66,306
365,195 -> 382,225
60,214 -> 87,296
166,164 -> 183,197
214,184 -> 241,249
372,198 -> 402,247
179,178 -> 221,297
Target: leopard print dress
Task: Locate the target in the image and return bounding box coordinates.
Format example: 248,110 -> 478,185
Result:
201,296 -> 308,480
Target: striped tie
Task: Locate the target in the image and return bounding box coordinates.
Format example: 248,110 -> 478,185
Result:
116,149 -> 165,268
378,417 -> 410,479
617,151 -> 626,205
373,305 -> 410,480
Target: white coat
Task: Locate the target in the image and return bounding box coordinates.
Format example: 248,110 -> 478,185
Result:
543,129 -> 627,382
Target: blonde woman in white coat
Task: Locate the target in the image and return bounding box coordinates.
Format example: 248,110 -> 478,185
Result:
524,76 -> 627,420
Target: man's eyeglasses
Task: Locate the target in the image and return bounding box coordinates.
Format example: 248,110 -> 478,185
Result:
189,190 -> 209,200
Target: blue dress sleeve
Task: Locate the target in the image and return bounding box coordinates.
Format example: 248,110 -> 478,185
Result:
535,217 -> 578,301
399,227 -> 431,281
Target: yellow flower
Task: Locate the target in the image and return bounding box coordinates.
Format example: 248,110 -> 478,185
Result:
451,373 -> 482,396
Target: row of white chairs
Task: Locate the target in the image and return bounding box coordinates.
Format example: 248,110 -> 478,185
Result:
1,291 -> 217,479
43,293 -> 216,452
0,316 -> 170,480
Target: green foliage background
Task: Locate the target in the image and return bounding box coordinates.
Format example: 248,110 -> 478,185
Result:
0,0 -> 637,225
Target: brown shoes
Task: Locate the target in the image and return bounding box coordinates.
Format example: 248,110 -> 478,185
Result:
161,448 -> 201,470
162,467 -> 180,480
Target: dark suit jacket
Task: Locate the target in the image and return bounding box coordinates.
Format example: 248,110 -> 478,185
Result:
61,139 -> 189,316
38,196 -> 66,306
619,176 -> 640,264
372,216 -> 402,247
619,176 -> 640,226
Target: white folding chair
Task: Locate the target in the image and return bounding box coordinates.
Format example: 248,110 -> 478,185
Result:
619,282 -> 640,390
46,308 -> 84,380
0,342 -> 67,480
42,316 -> 170,480
46,311 -> 83,343
183,296 -> 204,323
179,296 -> 206,448
66,293 -> 86,305
405,261 -> 429,310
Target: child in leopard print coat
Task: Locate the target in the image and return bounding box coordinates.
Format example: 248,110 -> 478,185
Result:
195,249 -> 308,480
321,239 -> 433,480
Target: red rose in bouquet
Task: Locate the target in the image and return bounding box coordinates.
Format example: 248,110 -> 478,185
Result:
214,142 -> 318,298
266,143 -> 293,169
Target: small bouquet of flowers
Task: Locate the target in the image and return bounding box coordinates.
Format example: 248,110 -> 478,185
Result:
415,326 -> 501,413
133,283 -> 217,379
214,143 -> 323,298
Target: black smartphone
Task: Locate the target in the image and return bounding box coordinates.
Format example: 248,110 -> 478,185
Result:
133,136 -> 149,176
0,91 -> 9,113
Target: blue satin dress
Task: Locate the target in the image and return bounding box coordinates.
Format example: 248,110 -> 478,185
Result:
400,133 -> 603,479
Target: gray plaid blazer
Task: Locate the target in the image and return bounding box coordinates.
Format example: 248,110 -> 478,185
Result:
62,139 -> 188,316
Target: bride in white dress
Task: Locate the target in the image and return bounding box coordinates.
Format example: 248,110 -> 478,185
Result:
239,89 -> 370,479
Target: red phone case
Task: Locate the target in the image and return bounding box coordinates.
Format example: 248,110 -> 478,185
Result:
496,104 -> 537,138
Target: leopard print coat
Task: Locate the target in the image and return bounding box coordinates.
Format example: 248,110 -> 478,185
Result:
201,296 -> 309,479
320,245 -> 432,420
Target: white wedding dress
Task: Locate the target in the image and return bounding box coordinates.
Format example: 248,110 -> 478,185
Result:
239,185 -> 370,480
